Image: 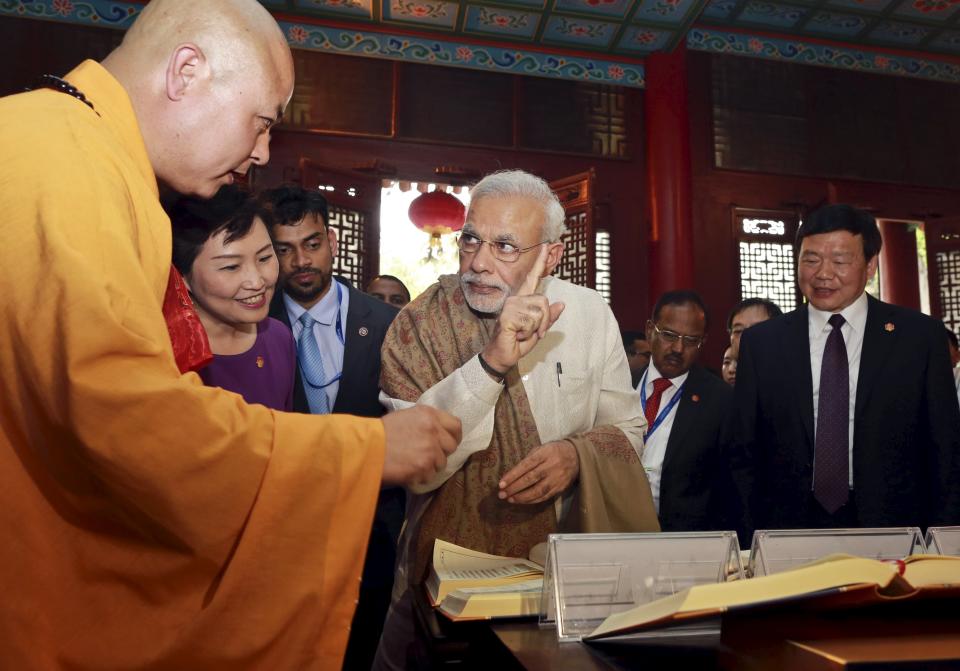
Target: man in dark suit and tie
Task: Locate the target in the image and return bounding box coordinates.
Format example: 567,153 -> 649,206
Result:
639,290 -> 734,532
732,204 -> 960,537
262,184 -> 402,671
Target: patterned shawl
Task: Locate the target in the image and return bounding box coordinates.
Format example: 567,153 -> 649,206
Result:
381,274 -> 658,583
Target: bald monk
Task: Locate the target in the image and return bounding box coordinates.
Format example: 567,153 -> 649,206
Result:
0,1 -> 459,668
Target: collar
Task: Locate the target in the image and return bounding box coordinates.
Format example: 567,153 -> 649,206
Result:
645,362 -> 690,391
808,291 -> 869,336
284,279 -> 343,326
65,60 -> 157,198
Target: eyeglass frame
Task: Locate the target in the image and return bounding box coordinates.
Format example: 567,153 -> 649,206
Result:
648,321 -> 705,350
456,231 -> 549,264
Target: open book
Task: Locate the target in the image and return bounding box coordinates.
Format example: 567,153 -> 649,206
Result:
585,554 -> 960,641
426,539 -> 544,621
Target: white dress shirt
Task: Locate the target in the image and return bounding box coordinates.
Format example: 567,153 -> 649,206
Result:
808,290 -> 868,488
637,363 -> 688,514
285,279 -> 349,411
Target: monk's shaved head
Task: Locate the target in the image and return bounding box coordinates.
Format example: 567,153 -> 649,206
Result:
103,0 -> 294,198
117,0 -> 289,82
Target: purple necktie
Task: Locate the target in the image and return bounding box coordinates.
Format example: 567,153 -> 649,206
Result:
814,313 -> 849,514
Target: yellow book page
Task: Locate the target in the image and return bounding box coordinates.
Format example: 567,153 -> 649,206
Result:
439,578 -> 543,620
432,539 -> 543,574
589,555 -> 897,639
429,539 -> 543,603
903,555 -> 960,587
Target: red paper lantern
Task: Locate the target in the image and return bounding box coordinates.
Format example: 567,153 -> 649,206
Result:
408,190 -> 466,237
408,190 -> 466,260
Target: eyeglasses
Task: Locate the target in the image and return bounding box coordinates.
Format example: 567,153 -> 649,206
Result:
457,232 -> 547,264
650,323 -> 704,349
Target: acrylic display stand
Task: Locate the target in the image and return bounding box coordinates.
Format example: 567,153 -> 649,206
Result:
748,527 -> 926,577
925,526 -> 960,556
539,531 -> 742,642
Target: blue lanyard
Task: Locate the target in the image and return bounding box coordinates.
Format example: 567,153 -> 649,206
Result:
302,282 -> 344,389
639,369 -> 684,440
332,281 -> 345,346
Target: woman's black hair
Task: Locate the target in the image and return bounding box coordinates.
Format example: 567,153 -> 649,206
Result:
169,184 -> 272,276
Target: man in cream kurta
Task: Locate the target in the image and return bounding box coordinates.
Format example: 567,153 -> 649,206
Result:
406,274 -> 643,492
0,2 -> 459,669
373,170 -> 657,671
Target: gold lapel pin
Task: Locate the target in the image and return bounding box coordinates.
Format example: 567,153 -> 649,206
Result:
884,322 -> 895,332
256,356 -> 265,368
359,327 -> 369,337
691,394 -> 700,403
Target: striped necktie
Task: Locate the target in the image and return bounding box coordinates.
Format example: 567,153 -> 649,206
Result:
297,312 -> 331,414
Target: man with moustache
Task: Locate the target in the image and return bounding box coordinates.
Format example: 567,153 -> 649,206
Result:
732,204 -> 960,535
263,184 -> 403,671
638,291 -> 734,531
373,170 -> 658,671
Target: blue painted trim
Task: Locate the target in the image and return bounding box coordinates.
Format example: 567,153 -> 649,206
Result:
687,27 -> 960,83
0,0 -> 140,27
280,22 -> 646,86
5,0 -> 960,85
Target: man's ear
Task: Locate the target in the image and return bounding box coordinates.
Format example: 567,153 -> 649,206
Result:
165,43 -> 207,102
544,240 -> 564,276
328,226 -> 339,259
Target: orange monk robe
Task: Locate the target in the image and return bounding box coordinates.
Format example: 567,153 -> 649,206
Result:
0,61 -> 382,669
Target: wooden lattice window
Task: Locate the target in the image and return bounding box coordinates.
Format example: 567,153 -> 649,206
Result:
595,229 -> 611,304
927,218 -> 960,338
733,208 -> 800,313
327,205 -> 370,290
550,171 -> 596,289
935,249 -> 960,335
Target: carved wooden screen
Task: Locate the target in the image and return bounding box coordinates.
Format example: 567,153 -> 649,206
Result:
925,217 -> 960,338
732,207 -> 801,313
298,159 -> 381,291
549,170 -> 596,289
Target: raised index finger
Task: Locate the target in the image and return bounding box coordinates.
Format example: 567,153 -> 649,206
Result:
518,243 -> 549,296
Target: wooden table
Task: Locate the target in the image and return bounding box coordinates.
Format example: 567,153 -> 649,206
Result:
490,622 -> 721,671
415,585 -> 960,670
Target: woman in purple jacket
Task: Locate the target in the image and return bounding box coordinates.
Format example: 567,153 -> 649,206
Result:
170,186 -> 295,411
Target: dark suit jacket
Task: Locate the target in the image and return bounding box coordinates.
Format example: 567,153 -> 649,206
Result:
269,284 -> 402,587
644,365 -> 734,532
731,295 -> 960,535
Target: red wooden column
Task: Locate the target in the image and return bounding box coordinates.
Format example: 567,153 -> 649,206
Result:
645,45 -> 695,300
877,220 -> 921,311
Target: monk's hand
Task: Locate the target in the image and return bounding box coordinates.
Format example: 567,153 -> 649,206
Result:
381,406 -> 461,486
481,244 -> 565,375
497,440 -> 579,505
